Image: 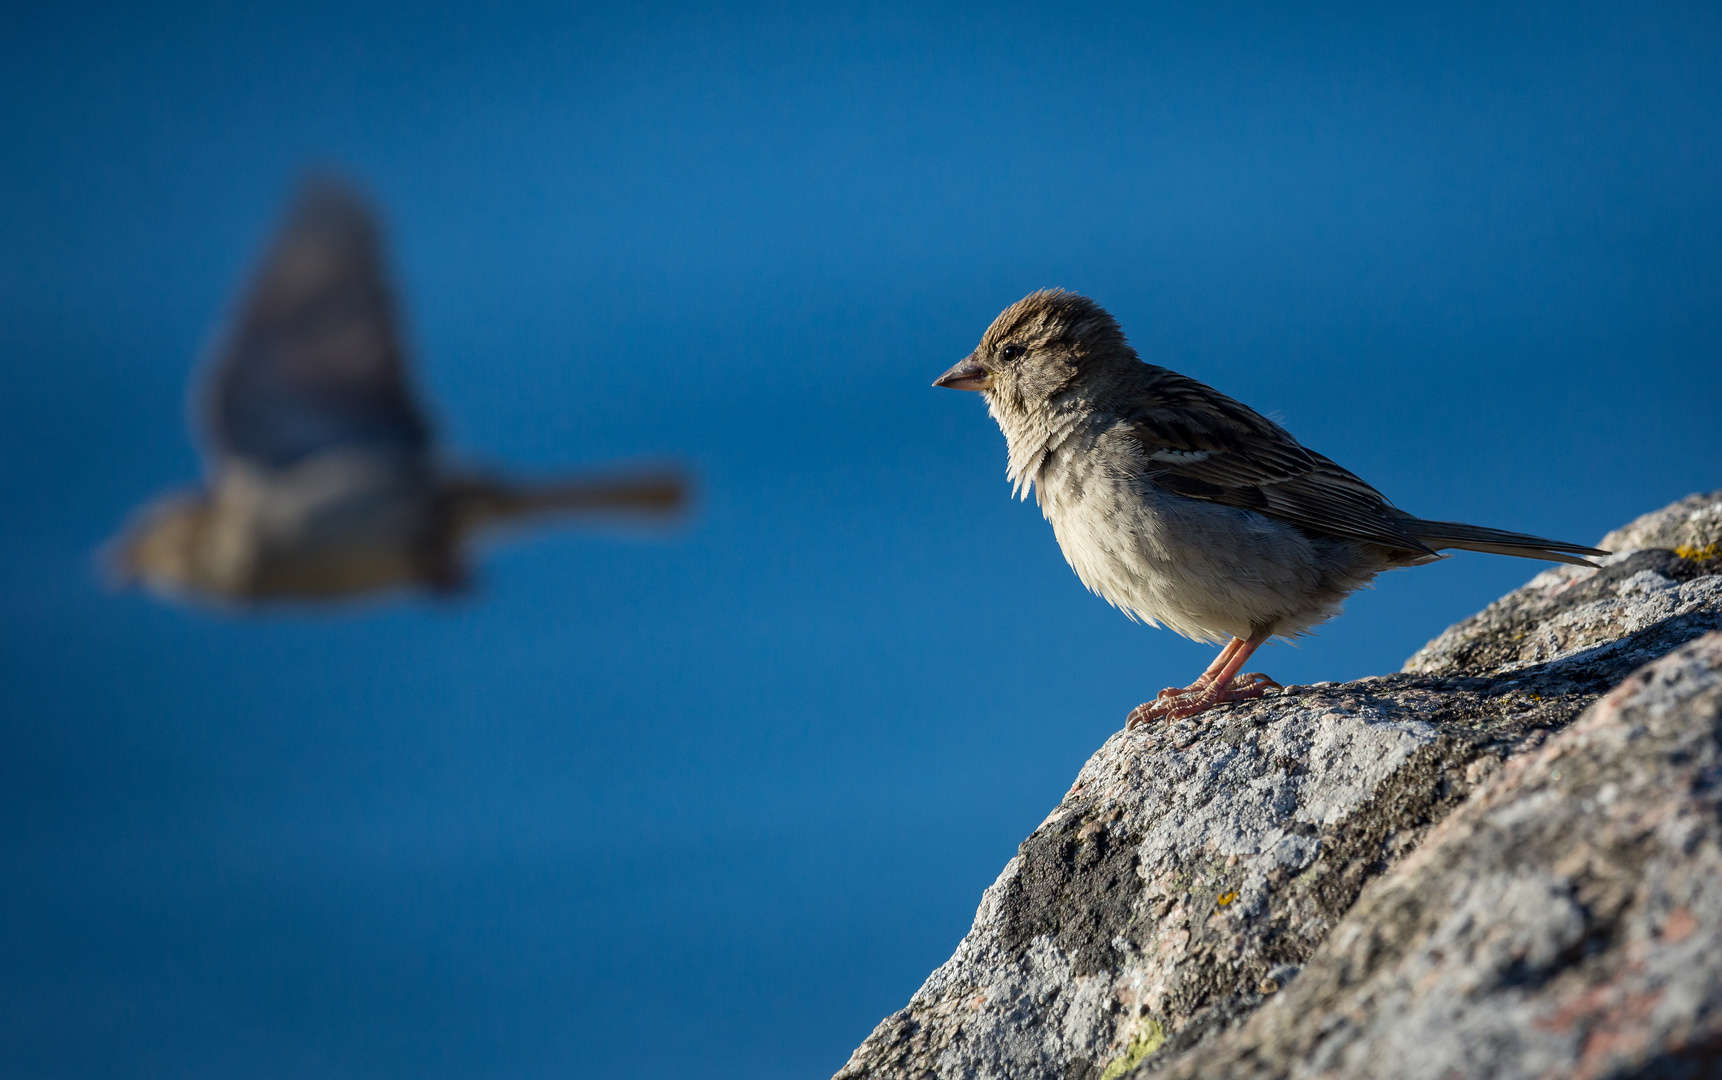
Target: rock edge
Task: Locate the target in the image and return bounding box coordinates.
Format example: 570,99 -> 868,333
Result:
836,490 -> 1722,1080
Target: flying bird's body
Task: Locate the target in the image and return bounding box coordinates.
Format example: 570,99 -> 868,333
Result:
936,290 -> 1604,726
128,452 -> 447,598
112,178 -> 685,605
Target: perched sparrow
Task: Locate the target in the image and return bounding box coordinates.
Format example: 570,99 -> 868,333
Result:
110,177 -> 687,605
936,290 -> 1604,727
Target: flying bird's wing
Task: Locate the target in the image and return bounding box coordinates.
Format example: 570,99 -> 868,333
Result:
1117,368 -> 1437,555
202,177 -> 432,471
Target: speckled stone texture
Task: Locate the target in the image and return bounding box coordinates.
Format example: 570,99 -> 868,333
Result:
834,492 -> 1722,1080
1151,631 -> 1722,1080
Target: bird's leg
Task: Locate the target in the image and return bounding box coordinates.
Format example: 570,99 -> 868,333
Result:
1153,637 -> 1244,700
1128,632 -> 1279,729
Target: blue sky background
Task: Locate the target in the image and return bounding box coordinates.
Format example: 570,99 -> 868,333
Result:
2,2 -> 1720,1077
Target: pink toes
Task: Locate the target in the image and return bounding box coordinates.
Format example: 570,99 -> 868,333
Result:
1229,672 -> 1282,693
1126,673 -> 1282,730
1127,699 -> 1172,729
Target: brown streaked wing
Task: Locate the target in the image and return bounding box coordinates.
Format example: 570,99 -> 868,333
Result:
203,177 -> 431,470
1119,369 -> 1433,554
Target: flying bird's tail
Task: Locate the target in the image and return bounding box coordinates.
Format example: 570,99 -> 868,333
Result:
445,468 -> 689,535
1396,517 -> 1607,567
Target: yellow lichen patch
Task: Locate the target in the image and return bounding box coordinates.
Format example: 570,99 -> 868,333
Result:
1099,1017 -> 1166,1080
1676,542 -> 1720,562
1217,891 -> 1238,907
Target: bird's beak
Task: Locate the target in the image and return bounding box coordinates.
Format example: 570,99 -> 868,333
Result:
934,355 -> 991,391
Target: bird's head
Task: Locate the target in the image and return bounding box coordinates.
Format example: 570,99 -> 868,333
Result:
934,290 -> 1134,421
104,492 -> 221,597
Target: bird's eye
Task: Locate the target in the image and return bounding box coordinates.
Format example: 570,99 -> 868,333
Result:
1000,343 -> 1026,361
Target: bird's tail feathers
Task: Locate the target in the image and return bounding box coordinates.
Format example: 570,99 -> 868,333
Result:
446,468 -> 689,534
1399,518 -> 1606,567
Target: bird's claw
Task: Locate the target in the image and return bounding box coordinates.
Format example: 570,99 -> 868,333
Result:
1127,673 -> 1283,730
1230,672 -> 1282,693
1154,672 -> 1225,701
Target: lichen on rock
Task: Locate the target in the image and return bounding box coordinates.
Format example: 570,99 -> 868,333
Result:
834,491 -> 1722,1080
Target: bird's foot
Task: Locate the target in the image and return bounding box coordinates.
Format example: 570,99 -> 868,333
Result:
1228,672 -> 1282,695
1154,679 -> 1209,701
1153,669 -> 1228,700
1127,673 -> 1283,730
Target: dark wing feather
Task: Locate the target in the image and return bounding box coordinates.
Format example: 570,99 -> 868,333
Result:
203,178 -> 431,469
1118,368 -> 1435,555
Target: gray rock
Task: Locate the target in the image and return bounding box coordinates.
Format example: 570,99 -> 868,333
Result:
1599,489 -> 1722,560
1157,632 -> 1722,1080
835,492 -> 1722,1080
1405,490 -> 1722,678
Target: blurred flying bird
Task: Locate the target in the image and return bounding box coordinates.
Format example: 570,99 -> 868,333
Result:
110,177 -> 687,605
935,290 -> 1605,727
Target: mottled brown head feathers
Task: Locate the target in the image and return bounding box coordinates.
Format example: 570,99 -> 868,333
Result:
967,290 -> 1142,425
107,492 -> 219,596
978,289 -> 1129,360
